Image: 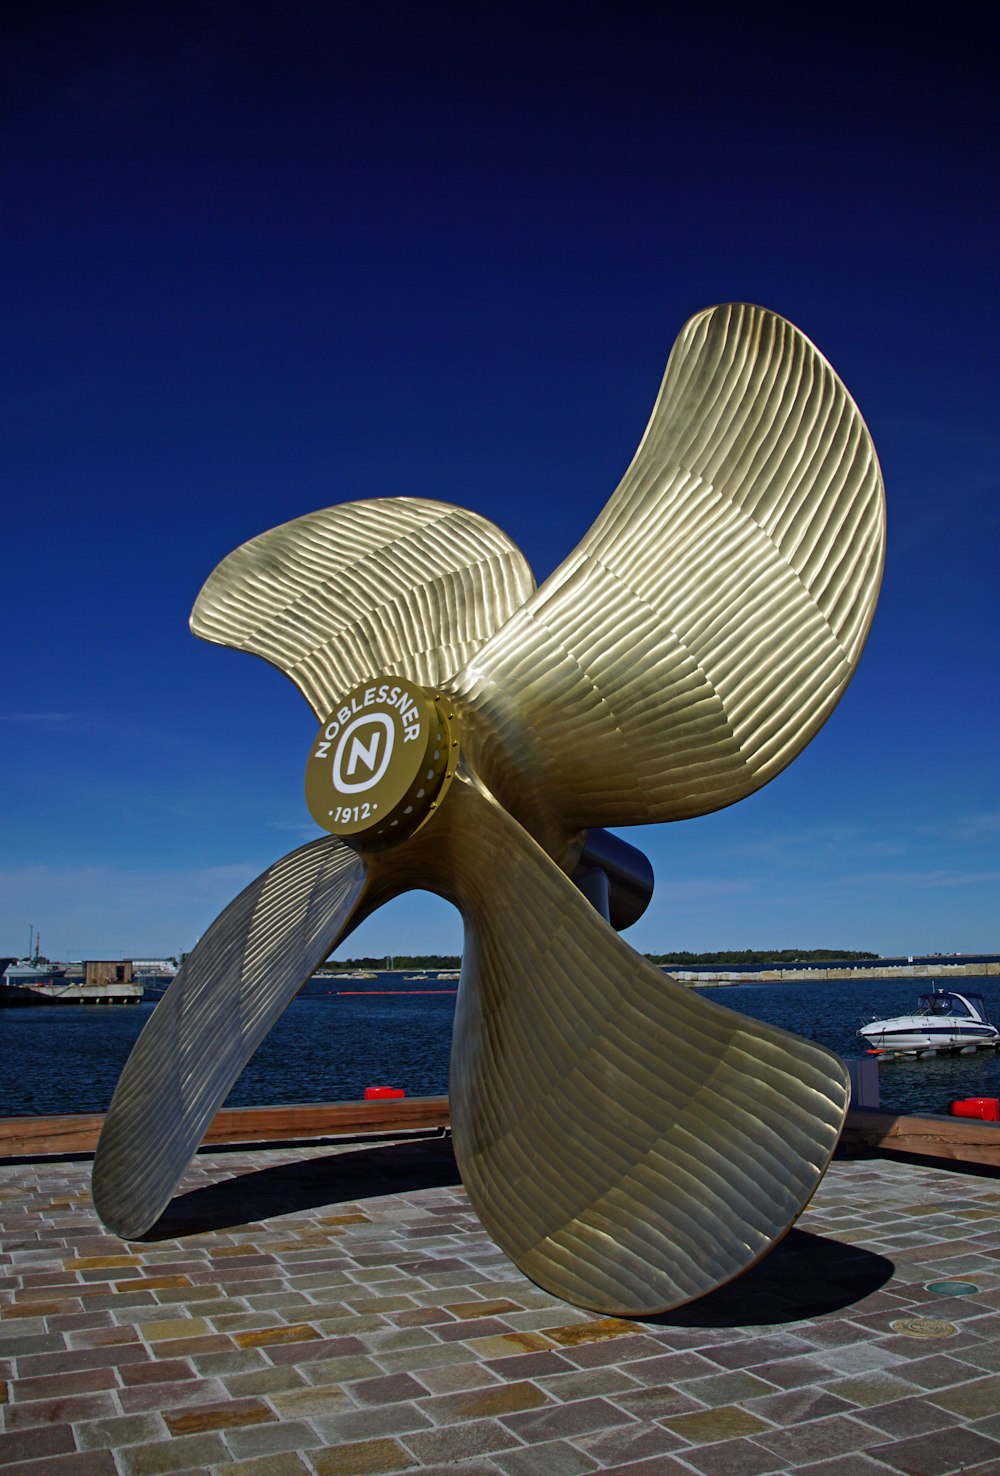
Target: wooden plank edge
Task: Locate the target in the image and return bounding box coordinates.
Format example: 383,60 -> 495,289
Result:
0,1097 -> 451,1159
841,1107 -> 1000,1167
3,1102 -> 999,1170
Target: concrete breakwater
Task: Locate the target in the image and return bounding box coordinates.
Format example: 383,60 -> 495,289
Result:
671,960 -> 1000,986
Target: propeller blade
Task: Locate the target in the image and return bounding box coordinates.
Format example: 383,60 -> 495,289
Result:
92,835 -> 384,1239
191,498 -> 535,717
452,304 -> 885,833
416,773 -> 848,1315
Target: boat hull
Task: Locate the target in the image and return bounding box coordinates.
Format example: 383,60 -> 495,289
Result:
859,989 -> 1000,1056
859,1021 -> 999,1054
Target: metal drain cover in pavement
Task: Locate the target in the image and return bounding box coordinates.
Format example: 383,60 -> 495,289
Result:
890,1317 -> 957,1338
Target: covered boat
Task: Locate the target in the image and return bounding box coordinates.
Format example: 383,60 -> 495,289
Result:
859,989 -> 1000,1056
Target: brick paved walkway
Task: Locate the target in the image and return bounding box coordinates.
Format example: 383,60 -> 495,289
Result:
3,1136 -> 1000,1473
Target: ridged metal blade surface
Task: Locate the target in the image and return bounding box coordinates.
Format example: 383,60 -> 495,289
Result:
191,498 -> 535,717
93,836 -> 379,1239
424,774 -> 850,1315
92,303 -> 877,1308
451,304 -> 886,831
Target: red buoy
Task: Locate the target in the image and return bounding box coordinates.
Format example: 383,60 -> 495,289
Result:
949,1098 -> 999,1122
364,1086 -> 406,1100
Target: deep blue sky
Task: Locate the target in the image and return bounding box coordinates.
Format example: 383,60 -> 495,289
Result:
2,2 -> 997,963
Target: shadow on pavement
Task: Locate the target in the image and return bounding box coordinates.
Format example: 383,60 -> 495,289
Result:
647,1227 -> 894,1327
143,1138 -> 892,1328
142,1134 -> 462,1239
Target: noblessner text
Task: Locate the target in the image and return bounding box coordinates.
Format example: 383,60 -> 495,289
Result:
313,685 -> 422,757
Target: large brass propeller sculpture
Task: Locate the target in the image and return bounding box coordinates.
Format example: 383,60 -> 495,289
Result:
93,304 -> 885,1315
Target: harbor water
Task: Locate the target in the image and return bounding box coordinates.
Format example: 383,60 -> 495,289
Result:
2,972 -> 1000,1120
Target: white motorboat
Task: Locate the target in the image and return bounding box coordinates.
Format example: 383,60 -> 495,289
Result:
859,989 -> 1000,1056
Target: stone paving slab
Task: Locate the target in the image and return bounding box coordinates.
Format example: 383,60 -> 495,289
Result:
3,1137 -> 1000,1472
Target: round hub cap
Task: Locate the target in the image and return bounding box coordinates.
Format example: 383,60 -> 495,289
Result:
305,677 -> 457,847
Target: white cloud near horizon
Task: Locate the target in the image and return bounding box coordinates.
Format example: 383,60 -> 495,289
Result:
0,861 -> 264,959
0,862 -> 465,964
929,811 -> 1000,843
0,712 -> 79,728
831,868 -> 1000,892
265,819 -> 322,840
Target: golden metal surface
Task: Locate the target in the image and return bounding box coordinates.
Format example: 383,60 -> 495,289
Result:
397,774 -> 849,1314
450,304 -> 885,845
94,304 -> 884,1312
92,836 -> 379,1239
191,498 -> 535,718
304,676 -> 458,846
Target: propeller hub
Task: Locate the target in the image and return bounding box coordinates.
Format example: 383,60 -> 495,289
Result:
305,677 -> 458,849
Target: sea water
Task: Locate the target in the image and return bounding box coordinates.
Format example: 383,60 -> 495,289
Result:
2,971 -> 999,1120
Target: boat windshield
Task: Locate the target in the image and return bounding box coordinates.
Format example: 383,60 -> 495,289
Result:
918,993 -> 973,1017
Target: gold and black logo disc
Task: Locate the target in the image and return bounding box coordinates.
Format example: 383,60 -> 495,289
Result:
305,677 -> 456,847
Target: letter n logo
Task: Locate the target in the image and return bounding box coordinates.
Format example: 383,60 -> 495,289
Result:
347,730 -> 382,777
333,714 -> 394,793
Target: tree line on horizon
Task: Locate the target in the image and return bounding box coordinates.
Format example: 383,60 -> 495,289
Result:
646,948 -> 878,965
321,947 -> 879,972
321,954 -> 461,971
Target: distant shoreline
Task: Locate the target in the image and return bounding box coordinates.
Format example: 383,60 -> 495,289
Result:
314,958 -> 1000,988
673,961 -> 1000,986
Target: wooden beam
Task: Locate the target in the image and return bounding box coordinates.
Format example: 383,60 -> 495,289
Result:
203,1097 -> 450,1145
0,1112 -> 106,1158
3,1101 -> 999,1172
842,1107 -> 1000,1167
0,1097 -> 450,1159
